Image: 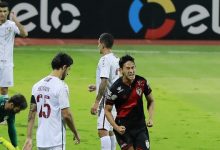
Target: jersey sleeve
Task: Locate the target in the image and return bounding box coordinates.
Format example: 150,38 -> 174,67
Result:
58,83 -> 70,109
106,89 -> 117,106
99,57 -> 111,78
13,22 -> 20,35
30,95 -> 36,104
144,79 -> 152,96
7,114 -> 17,147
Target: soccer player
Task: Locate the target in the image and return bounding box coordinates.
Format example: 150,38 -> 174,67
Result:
89,33 -> 119,150
23,52 -> 80,150
105,55 -> 155,150
0,1 -> 28,98
0,93 -> 28,150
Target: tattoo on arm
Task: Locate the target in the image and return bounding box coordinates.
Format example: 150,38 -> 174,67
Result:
96,79 -> 108,102
28,104 -> 37,122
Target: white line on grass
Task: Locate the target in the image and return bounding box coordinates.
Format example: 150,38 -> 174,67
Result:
15,47 -> 220,54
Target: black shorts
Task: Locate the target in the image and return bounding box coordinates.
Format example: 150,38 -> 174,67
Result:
114,126 -> 150,150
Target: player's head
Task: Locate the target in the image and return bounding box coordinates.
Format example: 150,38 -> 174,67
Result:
0,1 -> 9,24
51,52 -> 73,80
119,55 -> 136,81
8,94 -> 27,113
98,33 -> 114,54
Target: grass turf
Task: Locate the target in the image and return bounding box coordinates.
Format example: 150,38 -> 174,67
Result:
0,44 -> 220,150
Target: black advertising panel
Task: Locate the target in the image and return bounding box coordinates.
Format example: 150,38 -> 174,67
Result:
9,0 -> 220,39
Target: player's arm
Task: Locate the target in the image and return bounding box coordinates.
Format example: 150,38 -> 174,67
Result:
144,80 -> 155,127
10,12 -> 28,37
7,115 -> 17,147
105,104 -> 125,135
61,108 -> 80,144
23,95 -> 37,150
145,92 -> 155,127
91,77 -> 108,115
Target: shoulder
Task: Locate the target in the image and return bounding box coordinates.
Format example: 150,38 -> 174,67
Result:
5,20 -> 16,26
109,77 -> 122,91
135,75 -> 149,85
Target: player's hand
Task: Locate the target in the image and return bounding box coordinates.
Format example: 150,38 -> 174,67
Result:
88,84 -> 96,92
146,119 -> 153,127
73,133 -> 80,145
10,12 -> 18,22
22,138 -> 32,150
116,126 -> 126,135
90,101 -> 99,115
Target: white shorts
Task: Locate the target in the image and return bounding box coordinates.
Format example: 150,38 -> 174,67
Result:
0,66 -> 13,87
97,97 -> 116,131
38,145 -> 65,150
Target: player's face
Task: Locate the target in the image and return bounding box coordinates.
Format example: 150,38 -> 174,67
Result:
121,61 -> 136,82
98,39 -> 104,54
0,7 -> 9,24
61,66 -> 71,80
7,103 -> 21,114
13,106 -> 21,114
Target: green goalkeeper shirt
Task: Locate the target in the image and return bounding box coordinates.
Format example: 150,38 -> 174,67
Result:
0,96 -> 17,147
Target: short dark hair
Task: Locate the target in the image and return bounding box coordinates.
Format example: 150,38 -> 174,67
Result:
51,52 -> 73,69
9,94 -> 27,110
119,55 -> 135,68
99,33 -> 114,48
0,1 -> 9,8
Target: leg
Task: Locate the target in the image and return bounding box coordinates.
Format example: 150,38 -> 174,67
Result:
109,131 -> 116,150
99,129 -> 111,150
0,66 -> 13,97
134,127 -> 150,150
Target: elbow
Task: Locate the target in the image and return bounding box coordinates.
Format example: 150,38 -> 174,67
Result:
21,32 -> 28,37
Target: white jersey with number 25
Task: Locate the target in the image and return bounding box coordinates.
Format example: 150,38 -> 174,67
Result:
32,75 -> 70,148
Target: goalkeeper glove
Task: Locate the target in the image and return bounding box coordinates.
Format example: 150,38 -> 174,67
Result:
0,137 -> 16,150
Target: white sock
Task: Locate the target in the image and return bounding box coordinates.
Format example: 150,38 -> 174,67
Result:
110,135 -> 117,150
100,136 -> 111,150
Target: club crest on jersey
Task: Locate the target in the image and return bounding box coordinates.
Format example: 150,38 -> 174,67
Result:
7,27 -> 12,33
136,87 -> 142,96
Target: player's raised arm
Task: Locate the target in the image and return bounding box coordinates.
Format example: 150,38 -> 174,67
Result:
10,12 -> 28,37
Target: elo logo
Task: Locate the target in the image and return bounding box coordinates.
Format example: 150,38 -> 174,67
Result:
129,0 -> 176,39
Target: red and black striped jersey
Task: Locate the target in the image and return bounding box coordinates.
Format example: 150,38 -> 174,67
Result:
106,75 -> 152,129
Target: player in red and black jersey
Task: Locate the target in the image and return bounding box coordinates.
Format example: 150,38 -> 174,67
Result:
105,55 -> 155,150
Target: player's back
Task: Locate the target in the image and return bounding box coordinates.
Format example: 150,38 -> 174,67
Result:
96,53 -> 119,91
107,53 -> 120,87
32,75 -> 68,147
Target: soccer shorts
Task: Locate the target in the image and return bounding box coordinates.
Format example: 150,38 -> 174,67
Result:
114,127 -> 150,150
38,144 -> 65,150
0,66 -> 13,87
97,97 -> 116,131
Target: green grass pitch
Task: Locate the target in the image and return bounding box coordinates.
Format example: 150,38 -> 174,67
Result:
0,44 -> 220,150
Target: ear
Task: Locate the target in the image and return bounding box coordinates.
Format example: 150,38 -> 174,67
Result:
62,65 -> 67,70
9,103 -> 14,109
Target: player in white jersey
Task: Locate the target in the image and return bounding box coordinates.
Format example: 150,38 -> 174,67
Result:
23,53 -> 80,150
89,33 -> 119,150
0,1 -> 28,98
